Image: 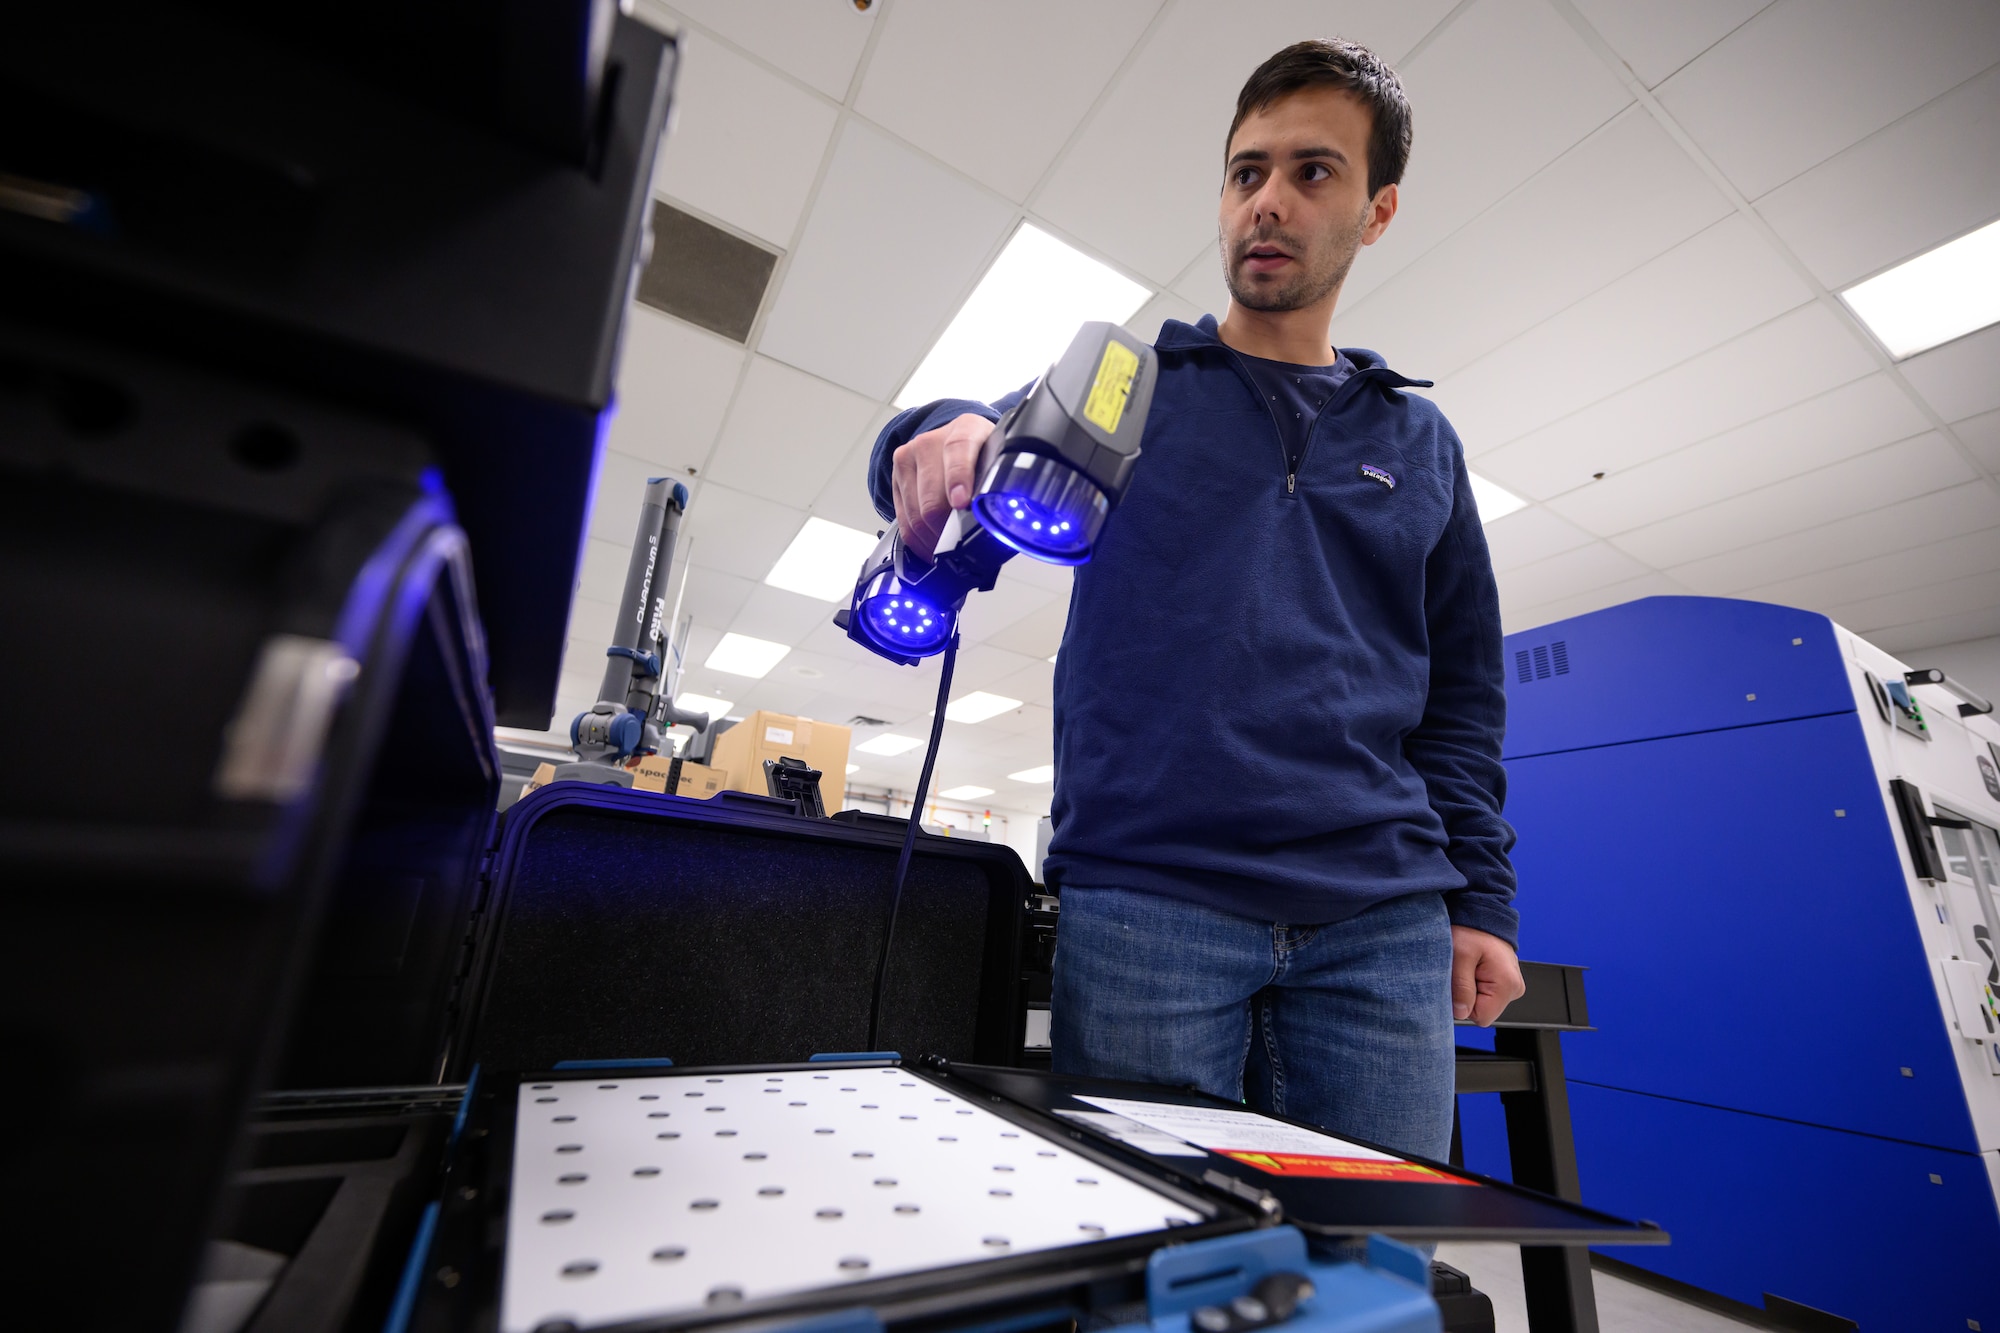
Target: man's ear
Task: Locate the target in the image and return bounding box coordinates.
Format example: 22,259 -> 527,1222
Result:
1361,182 -> 1399,246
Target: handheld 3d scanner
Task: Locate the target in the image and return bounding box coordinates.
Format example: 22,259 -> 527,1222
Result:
834,321 -> 1158,665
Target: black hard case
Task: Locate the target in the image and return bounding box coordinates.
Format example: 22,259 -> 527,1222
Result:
217,782 -> 1038,1333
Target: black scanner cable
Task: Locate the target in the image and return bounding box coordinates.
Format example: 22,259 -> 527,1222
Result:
865,628 -> 960,1053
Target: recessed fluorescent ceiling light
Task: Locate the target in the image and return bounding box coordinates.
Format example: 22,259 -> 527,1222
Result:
704,631 -> 792,678
941,785 -> 994,800
856,733 -> 922,756
897,223 -> 1152,409
943,691 -> 1022,724
1047,652 -> 1059,664
1468,472 -> 1527,523
1841,217 -> 2000,358
675,692 -> 735,719
845,763 -> 860,775
767,517 -> 882,602
1008,765 -> 1055,783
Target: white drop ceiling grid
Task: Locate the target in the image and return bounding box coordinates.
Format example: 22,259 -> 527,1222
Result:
530,0 -> 2000,812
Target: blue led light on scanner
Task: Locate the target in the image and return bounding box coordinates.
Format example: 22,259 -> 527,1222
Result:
862,593 -> 949,652
971,450 -> 1109,566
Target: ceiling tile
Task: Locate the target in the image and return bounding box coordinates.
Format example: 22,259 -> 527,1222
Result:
680,481 -> 808,582
1656,0 -> 2000,198
1337,0 -> 1634,308
1331,106 -> 1730,379
606,306 -> 746,471
565,594 -> 618,650
1502,571 -> 1692,635
1738,524 -> 2000,614
703,356 -> 882,508
1899,320 -> 2000,423
1668,481 -> 2000,594
1755,62 -> 2000,289
1545,373 -> 1930,534
575,536 -> 632,604
758,121 -> 1015,399
1170,245 -> 1230,321
733,676 -> 830,721
1468,297 -> 1863,494
946,643 -> 1045,695
1611,431 -> 1975,566
1003,555 -> 1076,597
1568,0 -> 1772,87
653,0 -> 876,100
1032,0 -> 1457,284
652,30 -> 840,246
586,448 -> 685,545
1435,217 -> 1817,455
1481,507 -> 1597,572
1125,289 -> 1204,345
1955,407 -> 2000,474
763,645 -> 863,698
989,663 -> 1057,711
857,0 -> 1161,202
1867,602 -> 2000,654
808,409 -> 899,533
555,666 -> 604,711
672,567 -> 758,638
955,578 -> 1059,645
1495,539 -> 1654,612
983,597 -> 1071,660
674,623 -> 726,682
1824,563 -> 2000,638
728,582 -> 840,649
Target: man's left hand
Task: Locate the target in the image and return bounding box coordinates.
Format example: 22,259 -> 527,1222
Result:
1450,926 -> 1525,1026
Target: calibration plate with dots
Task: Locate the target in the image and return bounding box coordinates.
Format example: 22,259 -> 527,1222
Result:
503,1067 -> 1204,1332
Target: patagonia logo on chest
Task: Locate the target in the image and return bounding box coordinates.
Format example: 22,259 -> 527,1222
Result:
1359,463 -> 1396,490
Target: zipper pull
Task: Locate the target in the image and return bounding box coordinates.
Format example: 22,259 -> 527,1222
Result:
1286,473 -> 1296,495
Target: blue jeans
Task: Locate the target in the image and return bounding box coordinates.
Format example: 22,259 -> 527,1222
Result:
1051,886 -> 1456,1162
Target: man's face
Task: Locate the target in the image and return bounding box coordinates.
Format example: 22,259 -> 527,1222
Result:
1218,86 -> 1396,314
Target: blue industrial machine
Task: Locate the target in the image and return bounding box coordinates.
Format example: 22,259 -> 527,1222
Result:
1457,595 -> 2000,1329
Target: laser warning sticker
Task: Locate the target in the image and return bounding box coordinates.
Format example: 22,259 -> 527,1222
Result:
1083,339 -> 1141,434
1074,1096 -> 1476,1187
1216,1151 -> 1474,1185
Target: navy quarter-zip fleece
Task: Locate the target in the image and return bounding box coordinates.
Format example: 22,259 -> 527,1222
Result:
869,314 -> 1517,945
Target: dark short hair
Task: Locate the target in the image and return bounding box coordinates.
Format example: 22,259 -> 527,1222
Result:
1227,39 -> 1413,197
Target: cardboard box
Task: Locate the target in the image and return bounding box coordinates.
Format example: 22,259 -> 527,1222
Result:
709,710 -> 851,812
629,755 -> 729,798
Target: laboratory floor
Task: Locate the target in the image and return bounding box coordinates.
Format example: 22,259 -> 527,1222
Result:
1433,1245 -> 1765,1333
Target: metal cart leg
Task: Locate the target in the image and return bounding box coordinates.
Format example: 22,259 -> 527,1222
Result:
1496,1026 -> 1598,1333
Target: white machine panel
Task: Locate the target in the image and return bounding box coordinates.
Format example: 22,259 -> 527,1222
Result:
502,1068 -> 1202,1332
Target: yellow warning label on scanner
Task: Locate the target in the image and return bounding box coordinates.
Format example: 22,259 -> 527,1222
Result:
1082,340 -> 1140,434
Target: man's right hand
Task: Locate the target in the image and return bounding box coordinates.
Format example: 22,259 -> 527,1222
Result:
891,412 -> 996,562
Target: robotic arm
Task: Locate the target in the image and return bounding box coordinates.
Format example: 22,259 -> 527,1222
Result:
568,476 -> 707,776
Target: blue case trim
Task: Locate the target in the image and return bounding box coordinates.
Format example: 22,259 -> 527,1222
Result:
1363,1235 -> 1430,1290
448,1065 -> 478,1151
765,1309 -> 882,1333
1146,1227 -> 1309,1317
553,1056 -> 676,1069
1144,1228 -> 1436,1333
809,1052 -> 901,1062
381,1200 -> 440,1333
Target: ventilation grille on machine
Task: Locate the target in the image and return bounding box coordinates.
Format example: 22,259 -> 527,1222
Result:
1514,639 -> 1572,684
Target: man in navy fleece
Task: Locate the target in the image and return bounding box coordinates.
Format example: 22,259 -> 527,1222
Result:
867,39 -> 1522,1162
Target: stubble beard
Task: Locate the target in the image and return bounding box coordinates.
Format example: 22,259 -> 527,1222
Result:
1221,201 -> 1372,314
